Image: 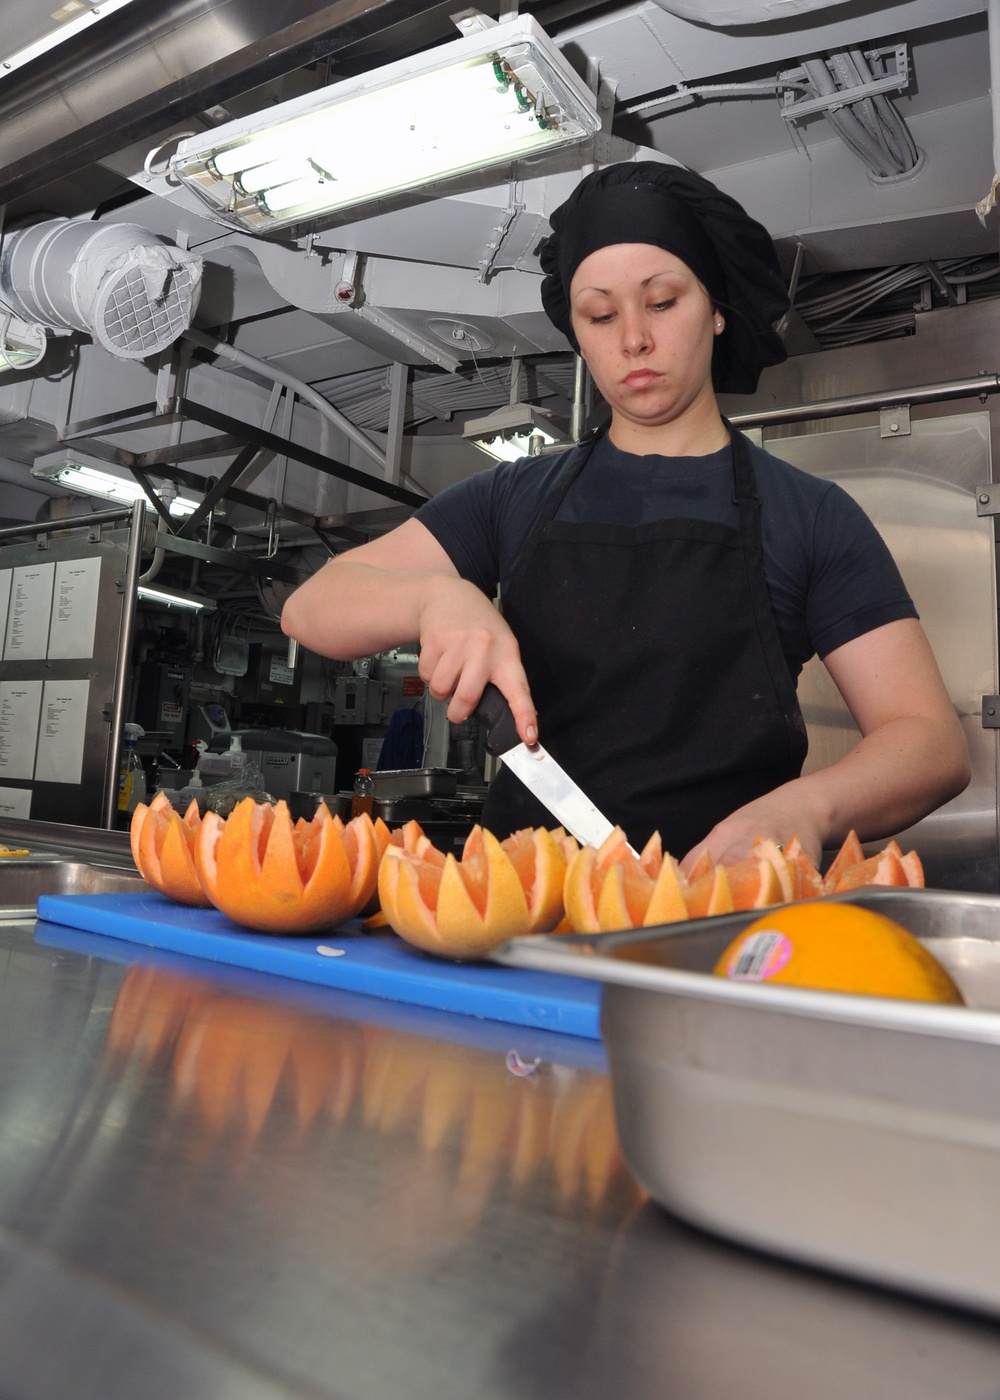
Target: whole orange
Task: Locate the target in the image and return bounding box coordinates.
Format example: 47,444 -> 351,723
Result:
714,901 -> 963,1004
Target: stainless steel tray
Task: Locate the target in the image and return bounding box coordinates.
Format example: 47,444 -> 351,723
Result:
494,888 -> 1000,1315
371,768 -> 459,799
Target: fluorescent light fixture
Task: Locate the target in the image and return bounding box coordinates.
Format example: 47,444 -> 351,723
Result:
0,311 -> 46,372
164,14 -> 600,234
137,585 -> 214,612
463,402 -> 568,462
31,452 -> 199,516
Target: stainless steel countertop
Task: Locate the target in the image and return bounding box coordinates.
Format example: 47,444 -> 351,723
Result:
2,905 -> 1000,1398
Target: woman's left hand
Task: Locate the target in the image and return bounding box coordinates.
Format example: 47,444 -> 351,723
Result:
679,795 -> 824,874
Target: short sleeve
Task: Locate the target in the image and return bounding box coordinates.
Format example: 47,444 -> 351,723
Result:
415,468 -> 506,596
805,484 -> 918,660
414,451 -> 575,596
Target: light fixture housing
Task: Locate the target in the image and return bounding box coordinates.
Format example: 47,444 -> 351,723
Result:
463,402 -> 570,462
163,14 -> 600,234
137,585 -> 215,612
31,451 -> 199,516
0,310 -> 46,373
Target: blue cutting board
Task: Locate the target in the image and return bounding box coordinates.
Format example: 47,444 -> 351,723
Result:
36,891 -> 601,1039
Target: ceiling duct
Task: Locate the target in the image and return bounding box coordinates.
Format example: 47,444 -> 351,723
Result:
650,0 -> 857,22
0,219 -> 202,360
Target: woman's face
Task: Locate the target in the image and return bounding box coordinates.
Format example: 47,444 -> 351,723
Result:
569,243 -> 721,433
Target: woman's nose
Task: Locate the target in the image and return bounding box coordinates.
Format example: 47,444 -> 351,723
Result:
620,309 -> 652,355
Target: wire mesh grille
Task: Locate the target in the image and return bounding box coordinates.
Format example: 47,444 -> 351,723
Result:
99,261 -> 199,357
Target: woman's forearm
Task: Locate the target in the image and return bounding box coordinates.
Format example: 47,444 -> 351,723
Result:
781,713 -> 971,848
281,556 -> 432,659
687,711 -> 970,869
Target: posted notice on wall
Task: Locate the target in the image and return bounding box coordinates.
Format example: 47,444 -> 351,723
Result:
3,562 -> 55,661
34,679 -> 90,785
0,787 -> 32,820
48,557 -> 102,660
0,680 -> 42,781
0,572 -> 11,647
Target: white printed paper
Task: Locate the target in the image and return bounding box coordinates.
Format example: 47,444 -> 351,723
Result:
0,571 -> 12,647
4,563 -> 55,660
0,680 -> 42,780
48,556 -> 102,660
34,679 -> 90,785
0,786 -> 31,820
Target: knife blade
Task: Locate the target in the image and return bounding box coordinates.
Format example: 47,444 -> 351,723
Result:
473,683 -> 623,851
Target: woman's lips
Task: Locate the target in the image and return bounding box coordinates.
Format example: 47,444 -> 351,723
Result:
622,369 -> 659,388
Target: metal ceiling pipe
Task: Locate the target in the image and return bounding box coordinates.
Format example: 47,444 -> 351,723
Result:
0,219 -> 202,359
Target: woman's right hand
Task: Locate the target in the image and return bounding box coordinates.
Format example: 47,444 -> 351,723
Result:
416,574 -> 538,744
281,518 -> 539,746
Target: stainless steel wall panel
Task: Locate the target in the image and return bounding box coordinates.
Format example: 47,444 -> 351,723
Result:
765,412 -> 997,890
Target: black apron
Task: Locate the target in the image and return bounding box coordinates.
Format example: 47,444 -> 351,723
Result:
482,427 -> 808,855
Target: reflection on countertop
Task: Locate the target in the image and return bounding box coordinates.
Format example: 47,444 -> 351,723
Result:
1,919 -> 1000,1399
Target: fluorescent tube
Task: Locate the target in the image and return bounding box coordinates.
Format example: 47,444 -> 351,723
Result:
31,454 -> 199,515
137,586 -> 214,611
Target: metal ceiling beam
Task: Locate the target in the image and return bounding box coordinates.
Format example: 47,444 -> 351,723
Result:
182,399 -> 427,507
132,434 -> 246,467
60,396 -> 426,506
152,530 -> 304,583
171,444 -> 264,540
0,0 -> 450,206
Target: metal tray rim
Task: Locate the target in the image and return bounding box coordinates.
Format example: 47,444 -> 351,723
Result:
492,888 -> 1000,1045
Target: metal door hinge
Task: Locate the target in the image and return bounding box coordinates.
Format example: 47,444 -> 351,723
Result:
982,696 -> 1000,727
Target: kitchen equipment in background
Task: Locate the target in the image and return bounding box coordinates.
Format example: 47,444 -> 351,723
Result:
207,729 -> 337,801
135,661 -> 190,737
288,791 -> 348,822
496,887 -> 1000,1316
473,682 -> 622,850
334,674 -> 385,725
371,768 -> 459,801
213,618 -> 250,677
188,702 -> 231,748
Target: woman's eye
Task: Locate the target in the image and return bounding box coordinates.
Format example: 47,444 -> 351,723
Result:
650,298 -> 677,312
587,311 -> 614,324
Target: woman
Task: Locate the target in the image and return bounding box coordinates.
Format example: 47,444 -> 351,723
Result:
281,162 -> 970,868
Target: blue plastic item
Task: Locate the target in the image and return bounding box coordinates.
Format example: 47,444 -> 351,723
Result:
35,892 -> 601,1039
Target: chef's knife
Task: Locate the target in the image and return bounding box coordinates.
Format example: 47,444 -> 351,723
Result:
473,683 -> 623,850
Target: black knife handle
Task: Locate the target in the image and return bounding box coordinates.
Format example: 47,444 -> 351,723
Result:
473,682 -> 522,757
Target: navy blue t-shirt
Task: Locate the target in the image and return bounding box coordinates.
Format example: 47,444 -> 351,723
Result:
416,433 -> 916,680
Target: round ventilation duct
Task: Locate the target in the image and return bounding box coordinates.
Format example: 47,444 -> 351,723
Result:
0,219 -> 202,359
652,0 -> 846,21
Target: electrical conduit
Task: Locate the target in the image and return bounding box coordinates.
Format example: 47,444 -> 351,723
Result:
183,328 -> 388,473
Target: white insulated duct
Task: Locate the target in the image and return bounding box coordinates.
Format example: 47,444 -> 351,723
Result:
651,0 -> 852,22
0,219 -> 202,360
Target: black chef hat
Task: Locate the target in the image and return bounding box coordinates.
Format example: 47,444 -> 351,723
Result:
539,162 -> 789,395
